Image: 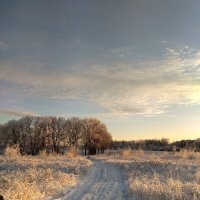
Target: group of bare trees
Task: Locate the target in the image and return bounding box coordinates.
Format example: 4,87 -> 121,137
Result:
112,138 -> 200,151
0,116 -> 112,155
112,138 -> 169,151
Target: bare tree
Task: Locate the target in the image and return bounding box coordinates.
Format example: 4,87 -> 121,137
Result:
49,117 -> 66,153
0,116 -> 113,155
18,116 -> 34,153
82,118 -> 112,155
64,117 -> 83,149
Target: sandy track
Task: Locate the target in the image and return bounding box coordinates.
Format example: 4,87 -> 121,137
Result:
61,159 -> 131,200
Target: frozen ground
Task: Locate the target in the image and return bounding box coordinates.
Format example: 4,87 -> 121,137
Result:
94,150 -> 200,200
60,158 -> 131,200
0,152 -> 92,200
2,149 -> 200,200
59,150 -> 200,200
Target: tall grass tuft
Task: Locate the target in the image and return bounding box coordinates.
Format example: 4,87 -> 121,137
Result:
4,145 -> 21,159
65,147 -> 78,158
120,149 -> 133,159
175,149 -> 200,160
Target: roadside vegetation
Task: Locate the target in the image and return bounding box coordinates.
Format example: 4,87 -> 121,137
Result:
0,145 -> 92,200
98,149 -> 200,200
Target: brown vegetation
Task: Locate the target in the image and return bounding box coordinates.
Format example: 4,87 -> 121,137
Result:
0,116 -> 112,156
112,138 -> 200,151
0,146 -> 92,200
98,150 -> 200,200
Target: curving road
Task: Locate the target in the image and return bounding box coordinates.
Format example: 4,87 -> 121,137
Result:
60,159 -> 131,200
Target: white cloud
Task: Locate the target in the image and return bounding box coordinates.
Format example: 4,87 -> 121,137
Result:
1,46 -> 200,116
0,109 -> 38,117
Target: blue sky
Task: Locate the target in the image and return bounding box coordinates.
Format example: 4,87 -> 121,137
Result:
1,0 -> 200,140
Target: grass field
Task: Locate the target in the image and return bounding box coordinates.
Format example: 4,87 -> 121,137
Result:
97,149 -> 200,200
0,146 -> 92,200
1,147 -> 200,200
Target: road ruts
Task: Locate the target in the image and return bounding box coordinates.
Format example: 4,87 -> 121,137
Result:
60,159 -> 131,200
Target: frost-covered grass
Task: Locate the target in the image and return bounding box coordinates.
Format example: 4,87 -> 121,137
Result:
0,146 -> 92,200
96,150 -> 200,200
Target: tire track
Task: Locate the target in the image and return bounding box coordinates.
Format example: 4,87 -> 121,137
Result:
60,159 -> 131,200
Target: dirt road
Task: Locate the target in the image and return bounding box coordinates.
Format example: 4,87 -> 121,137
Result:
60,159 -> 131,200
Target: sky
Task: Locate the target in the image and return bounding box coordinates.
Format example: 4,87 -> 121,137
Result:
1,0 -> 200,141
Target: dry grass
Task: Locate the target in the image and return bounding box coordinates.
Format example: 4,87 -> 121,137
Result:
174,149 -> 200,160
0,146 -> 92,200
65,147 -> 78,158
4,145 -> 21,159
120,148 -> 144,159
120,149 -> 133,159
98,150 -> 200,200
1,167 -> 77,199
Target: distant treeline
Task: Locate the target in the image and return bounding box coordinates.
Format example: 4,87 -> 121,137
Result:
0,116 -> 112,155
111,138 -> 200,151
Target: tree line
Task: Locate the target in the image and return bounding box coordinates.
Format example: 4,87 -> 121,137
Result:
111,138 -> 200,151
0,116 -> 112,155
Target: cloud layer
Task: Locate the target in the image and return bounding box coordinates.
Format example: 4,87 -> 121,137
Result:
0,109 -> 38,117
1,46 -> 200,116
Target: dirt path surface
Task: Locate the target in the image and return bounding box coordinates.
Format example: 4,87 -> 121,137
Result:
60,159 -> 131,200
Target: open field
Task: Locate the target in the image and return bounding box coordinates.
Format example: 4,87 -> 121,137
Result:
94,150 -> 200,200
1,148 -> 200,200
0,147 -> 92,200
